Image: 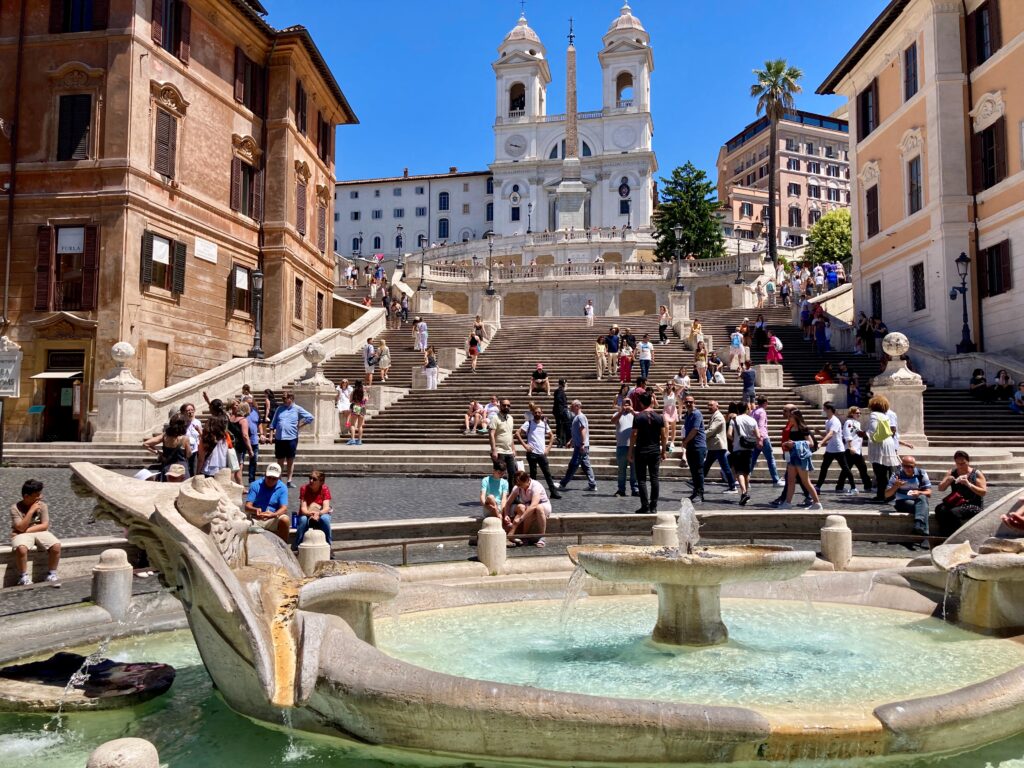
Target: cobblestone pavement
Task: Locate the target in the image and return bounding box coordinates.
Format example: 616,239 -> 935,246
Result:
0,573 -> 166,617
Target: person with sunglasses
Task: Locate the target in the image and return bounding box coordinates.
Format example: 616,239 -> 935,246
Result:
884,455 -> 932,545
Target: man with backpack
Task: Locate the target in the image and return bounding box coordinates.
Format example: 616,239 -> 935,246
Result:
363,336 -> 377,386
884,455 -> 932,543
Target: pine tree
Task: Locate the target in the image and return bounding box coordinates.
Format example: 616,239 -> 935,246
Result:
653,162 -> 725,262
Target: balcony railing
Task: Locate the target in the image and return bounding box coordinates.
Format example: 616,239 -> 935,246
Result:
616,99 -> 634,109
507,109 -> 526,119
54,280 -> 83,311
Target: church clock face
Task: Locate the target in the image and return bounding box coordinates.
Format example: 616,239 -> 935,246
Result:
505,135 -> 528,158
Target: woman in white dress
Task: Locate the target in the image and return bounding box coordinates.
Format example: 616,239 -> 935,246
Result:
335,378 -> 352,439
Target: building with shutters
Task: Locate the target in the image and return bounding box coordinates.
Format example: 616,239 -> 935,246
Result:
0,0 -> 356,441
818,0 -> 1023,359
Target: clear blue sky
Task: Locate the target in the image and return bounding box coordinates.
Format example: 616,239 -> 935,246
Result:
262,0 -> 888,187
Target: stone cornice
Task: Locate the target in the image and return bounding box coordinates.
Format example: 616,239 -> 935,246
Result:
970,90 -> 1005,133
898,127 -> 924,158
149,81 -> 190,118
859,160 -> 881,187
232,134 -> 262,164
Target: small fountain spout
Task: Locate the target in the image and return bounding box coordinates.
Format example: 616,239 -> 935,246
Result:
677,499 -> 700,556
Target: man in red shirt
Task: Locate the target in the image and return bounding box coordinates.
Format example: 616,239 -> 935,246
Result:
295,470 -> 333,551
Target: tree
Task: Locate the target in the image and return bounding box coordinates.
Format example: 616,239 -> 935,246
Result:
653,162 -> 725,262
750,59 -> 803,267
805,208 -> 852,266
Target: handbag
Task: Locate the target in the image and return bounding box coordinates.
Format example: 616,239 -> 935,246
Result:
941,491 -> 966,508
739,435 -> 758,450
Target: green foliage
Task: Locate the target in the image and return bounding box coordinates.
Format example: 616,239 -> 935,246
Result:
653,162 -> 725,262
805,208 -> 852,265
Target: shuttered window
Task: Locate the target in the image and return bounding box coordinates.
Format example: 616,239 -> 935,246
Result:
152,0 -> 190,63
234,47 -> 265,115
316,113 -> 332,163
228,264 -> 252,313
296,182 -> 307,236
294,277 -> 304,321
36,225 -> 99,311
35,228 -> 54,311
857,79 -> 879,142
230,157 -> 263,220
295,80 -> 307,135
140,231 -> 186,294
317,205 -> 327,253
315,291 -> 324,330
966,0 -> 1001,70
56,94 -> 92,161
903,43 -> 918,101
977,241 -> 1012,299
154,108 -> 177,178
972,117 -> 1007,193
50,0 -> 109,32
865,185 -> 880,238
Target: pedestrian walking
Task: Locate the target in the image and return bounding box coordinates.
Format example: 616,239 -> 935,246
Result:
618,338 -> 634,383
557,400 -> 597,491
584,299 -> 595,327
636,334 -> 654,380
595,335 -> 608,381
423,346 -> 439,390
867,395 -> 900,499
702,400 -> 736,493
815,401 -> 856,494
377,338 -> 391,383
749,395 -> 783,486
629,391 -> 666,514
517,405 -> 562,499
777,409 -> 823,510
488,398 -> 519,481
553,379 -> 571,448
362,336 -> 377,386
694,342 -> 709,389
843,406 -> 873,494
658,305 -> 671,344
611,398 -> 639,497
730,401 -> 760,506
679,395 -> 707,502
269,392 -> 314,485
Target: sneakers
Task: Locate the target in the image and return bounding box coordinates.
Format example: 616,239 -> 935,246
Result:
346,439 -> 357,445
17,573 -> 31,586
634,507 -> 650,515
556,482 -> 566,490
613,491 -> 627,498
45,572 -> 60,583
550,492 -> 563,500
739,493 -> 751,506
773,501 -> 793,509
463,429 -> 472,435
286,480 -> 296,488
587,484 -> 598,491
845,488 -> 860,495
723,488 -> 740,495
667,443 -> 675,454
773,479 -> 786,488
805,502 -> 824,510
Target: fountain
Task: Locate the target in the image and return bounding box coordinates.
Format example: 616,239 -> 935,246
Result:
568,500 -> 816,645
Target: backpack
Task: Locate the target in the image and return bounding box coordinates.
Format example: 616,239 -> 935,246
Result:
730,334 -> 741,348
871,415 -> 893,443
773,336 -> 783,351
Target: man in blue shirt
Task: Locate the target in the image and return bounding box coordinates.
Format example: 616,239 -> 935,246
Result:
558,400 -> 597,492
245,463 -> 290,542
245,402 -> 260,484
679,396 -> 707,502
884,455 -> 932,542
269,391 -> 314,488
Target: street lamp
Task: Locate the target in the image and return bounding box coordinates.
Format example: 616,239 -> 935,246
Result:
672,224 -> 685,292
527,202 -> 533,234
486,232 -> 496,295
395,224 -> 404,270
418,234 -> 427,291
357,231 -> 363,257
247,269 -> 265,359
950,251 -> 976,353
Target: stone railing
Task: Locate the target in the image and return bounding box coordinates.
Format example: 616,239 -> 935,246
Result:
409,228 -> 656,265
409,262 -> 672,284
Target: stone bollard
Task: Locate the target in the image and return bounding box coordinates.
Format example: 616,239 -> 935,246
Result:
298,529 -> 332,576
92,549 -> 135,621
87,738 -> 160,768
820,514 -> 853,571
477,517 -> 507,576
652,512 -> 680,548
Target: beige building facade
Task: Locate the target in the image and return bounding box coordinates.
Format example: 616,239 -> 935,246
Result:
819,0 -> 1022,359
0,0 -> 355,441
717,110 -> 851,248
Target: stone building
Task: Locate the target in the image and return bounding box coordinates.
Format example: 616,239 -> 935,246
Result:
717,110 -> 852,248
818,0 -> 1022,358
0,0 -> 356,441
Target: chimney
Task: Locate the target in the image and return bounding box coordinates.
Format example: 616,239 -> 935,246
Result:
403,167 -> 409,178
449,166 -> 457,173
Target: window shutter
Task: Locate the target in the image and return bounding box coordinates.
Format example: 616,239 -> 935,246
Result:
317,206 -> 326,253
151,0 -> 164,45
966,11 -> 978,69
253,166 -> 265,222
976,246 -> 990,298
993,117 -> 1007,185
230,157 -> 242,211
50,0 -> 64,33
178,3 -> 191,63
154,109 -> 174,177
999,241 -> 1012,293
295,81 -> 306,134
989,0 -> 1002,51
80,226 -> 99,310
227,266 -> 238,312
253,64 -> 265,117
233,47 -> 245,103
141,231 -> 154,286
315,110 -> 322,153
92,0 -> 109,30
970,129 -> 984,194
172,240 -> 187,294
35,227 -> 53,311
58,94 -> 92,161
296,183 -> 307,235
870,78 -> 879,131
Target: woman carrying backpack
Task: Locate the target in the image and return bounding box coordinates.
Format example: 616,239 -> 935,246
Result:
766,331 -> 784,364
867,395 -> 900,500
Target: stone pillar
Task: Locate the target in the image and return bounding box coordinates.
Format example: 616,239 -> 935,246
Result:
479,293 -> 502,331
871,333 -> 928,447
730,284 -> 754,309
668,291 -> 690,328
477,517 -> 507,576
652,512 -> 679,548
87,738 -> 160,768
298,529 -> 332,576
754,364 -> 783,388
292,342 -> 338,445
436,347 -> 465,370
92,343 -> 153,443
92,549 -> 135,621
412,366 -> 450,390
820,515 -> 852,571
412,290 -> 433,314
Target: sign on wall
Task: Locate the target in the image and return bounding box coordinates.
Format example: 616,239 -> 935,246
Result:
0,347 -> 22,398
195,237 -> 218,264
57,227 -> 85,254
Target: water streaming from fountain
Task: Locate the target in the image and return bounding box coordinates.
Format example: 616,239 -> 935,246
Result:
559,565 -> 588,633
676,499 -> 700,555
280,708 -> 311,762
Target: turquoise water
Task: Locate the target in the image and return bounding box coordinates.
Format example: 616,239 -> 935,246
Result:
2,602 -> 1024,767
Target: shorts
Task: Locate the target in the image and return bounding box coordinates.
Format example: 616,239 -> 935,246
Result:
729,450 -> 753,473
252,514 -> 286,531
468,347 -> 478,357
364,363 -> 375,374
12,531 -> 60,550
275,438 -> 299,460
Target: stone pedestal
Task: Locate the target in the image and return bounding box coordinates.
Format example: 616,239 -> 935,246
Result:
87,738 -> 160,768
437,347 -> 466,370
479,293 -> 502,331
651,512 -> 679,548
477,517 -> 507,576
654,584 -> 728,646
298,529 -> 332,576
412,290 -> 433,314
92,549 -> 134,621
872,333 -> 928,447
668,292 -> 690,336
820,515 -> 852,571
92,342 -> 152,443
730,284 -> 755,309
754,364 -> 783,389
412,366 -> 450,390
293,342 -> 338,445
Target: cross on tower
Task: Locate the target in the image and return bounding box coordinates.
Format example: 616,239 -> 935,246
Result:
568,17 -> 575,45
519,0 -> 526,15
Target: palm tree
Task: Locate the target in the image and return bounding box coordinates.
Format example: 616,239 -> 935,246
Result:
750,59 -> 803,266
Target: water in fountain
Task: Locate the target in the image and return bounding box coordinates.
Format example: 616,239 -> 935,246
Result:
942,566 -> 965,622
676,499 -> 700,555
280,708 -> 311,763
559,565 -> 588,634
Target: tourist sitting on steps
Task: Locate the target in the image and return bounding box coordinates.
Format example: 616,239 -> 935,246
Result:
11,479 -> 61,586
503,470 -> 551,548
529,363 -> 550,397
245,463 -> 290,543
463,400 -> 486,434
884,455 -> 932,546
480,462 -> 510,531
294,470 -> 333,551
935,451 -> 987,538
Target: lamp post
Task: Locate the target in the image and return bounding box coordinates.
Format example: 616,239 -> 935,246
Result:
357,231 -> 363,258
527,202 -> 533,235
247,269 -> 265,359
418,234 -> 427,291
486,232 -> 496,295
951,251 -> 977,353
672,224 -> 685,292
395,224 -> 404,270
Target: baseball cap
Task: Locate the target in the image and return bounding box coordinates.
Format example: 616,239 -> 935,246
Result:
266,463 -> 283,478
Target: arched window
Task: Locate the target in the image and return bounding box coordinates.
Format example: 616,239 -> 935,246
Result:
351,237 -> 360,253
372,236 -> 382,250
438,191 -> 449,211
438,218 -> 449,240
548,140 -> 593,159
509,83 -> 526,114
486,177 -> 494,194
616,72 -> 634,106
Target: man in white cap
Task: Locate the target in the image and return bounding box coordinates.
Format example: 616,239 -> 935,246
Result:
245,462 -> 290,542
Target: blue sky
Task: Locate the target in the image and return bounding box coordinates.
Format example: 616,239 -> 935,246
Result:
262,0 -> 888,187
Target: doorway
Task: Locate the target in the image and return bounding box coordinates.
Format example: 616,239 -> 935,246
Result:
42,377 -> 81,441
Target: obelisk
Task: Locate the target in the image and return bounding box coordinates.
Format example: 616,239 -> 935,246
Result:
555,18 -> 587,231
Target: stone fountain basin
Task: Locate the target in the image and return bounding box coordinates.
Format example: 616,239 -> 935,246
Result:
568,544 -> 817,586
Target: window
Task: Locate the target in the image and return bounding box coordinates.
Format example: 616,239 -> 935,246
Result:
978,240 -> 1012,298
786,158 -> 800,171
740,202 -> 753,218
415,206 -> 427,217
511,206 -> 521,222
808,184 -> 821,199
462,203 -> 470,215
548,140 -> 593,159
787,183 -> 801,197
826,164 -> 840,177
153,108 -> 177,178
509,82 -> 526,114
233,48 -> 264,115
351,237 -> 360,253
371,210 -> 383,220
438,218 -> 449,239
463,183 -> 469,193
486,202 -> 493,222
486,177 -> 494,194
334,212 -> 339,222
865,185 -> 880,238
846,191 -> 851,204
903,43 -> 919,101
394,208 -> 404,218
807,161 -> 820,175
35,225 -> 99,311
805,142 -> 815,155
870,280 -> 883,320
857,79 -> 879,141
788,207 -> 802,228
785,138 -> 798,151
316,112 -> 332,164
619,199 -> 631,215
230,157 -> 262,220
50,0 -> 108,32
372,236 -> 381,250
907,155 -> 923,214
153,0 -> 191,62
56,94 -> 92,161
438,191 -> 450,211
349,191 -> 359,199
294,278 -> 303,321
374,190 -> 381,197
295,80 -> 307,135
967,1 -> 1001,70
316,291 -> 325,330
911,262 -> 926,311
141,231 -> 186,294
350,211 -> 360,221
825,146 -> 835,158
746,173 -> 755,186
761,205 -> 769,220
393,188 -> 402,197
758,164 -> 767,179
228,264 -> 251,314
809,209 -> 822,225
972,118 -> 1007,192
317,205 -> 327,253
295,182 -> 307,236
827,187 -> 842,203
415,186 -> 425,195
